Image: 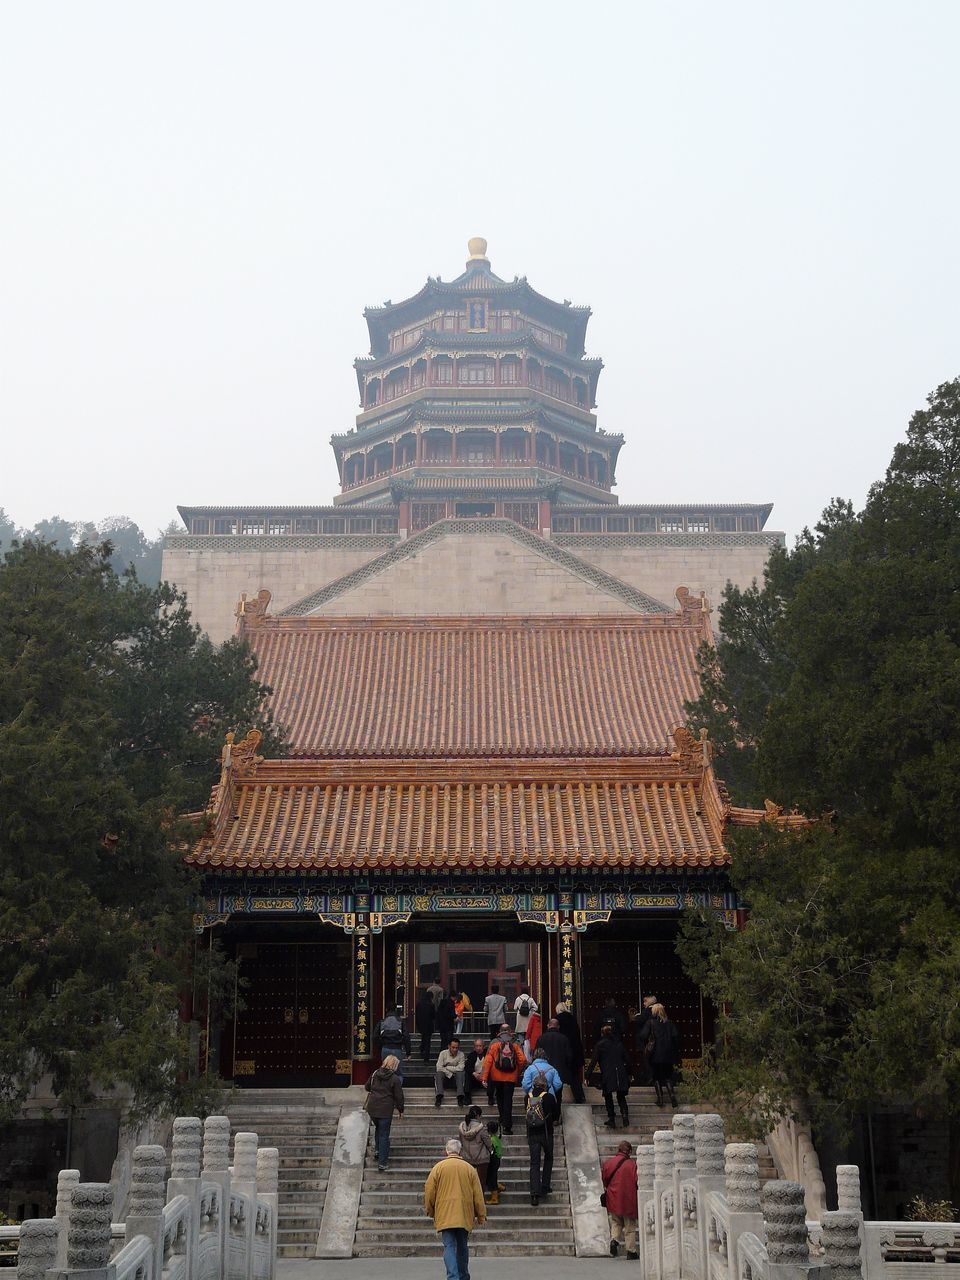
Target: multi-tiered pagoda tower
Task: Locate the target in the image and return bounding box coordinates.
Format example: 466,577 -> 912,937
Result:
335,236 -> 618,533
166,240 -> 780,642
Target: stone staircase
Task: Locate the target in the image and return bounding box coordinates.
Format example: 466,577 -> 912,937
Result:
591,1089 -> 779,1181
226,1089 -> 340,1259
354,1091 -> 576,1257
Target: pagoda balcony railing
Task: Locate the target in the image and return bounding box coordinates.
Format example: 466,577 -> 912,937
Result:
341,457 -> 612,492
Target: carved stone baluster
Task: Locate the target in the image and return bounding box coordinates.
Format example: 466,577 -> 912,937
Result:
125,1144 -> 167,1280
16,1218 -> 58,1280
835,1167 -> 862,1218
67,1183 -> 114,1273
821,1210 -> 863,1280
168,1116 -> 204,1280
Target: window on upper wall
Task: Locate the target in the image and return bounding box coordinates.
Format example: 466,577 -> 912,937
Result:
213,518 -> 237,534
435,361 -> 453,384
741,515 -> 759,531
633,516 -> 657,532
606,516 -> 629,532
687,516 -> 709,533
459,362 -> 494,385
321,518 -> 346,534
580,515 -> 602,532
500,360 -> 520,384
240,518 -> 265,535
267,519 -> 291,535
660,516 -> 684,533
442,313 -> 459,331
552,515 -> 574,532
294,518 -> 319,534
714,515 -> 737,532
191,517 -> 210,534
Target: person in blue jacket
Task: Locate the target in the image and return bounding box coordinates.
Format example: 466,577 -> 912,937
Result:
521,1047 -> 563,1111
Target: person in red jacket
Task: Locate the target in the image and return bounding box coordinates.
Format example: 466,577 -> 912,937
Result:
602,1140 -> 639,1259
481,1024 -> 525,1134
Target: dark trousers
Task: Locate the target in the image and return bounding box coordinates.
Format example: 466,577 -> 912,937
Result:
604,1090 -> 628,1121
494,1081 -> 516,1131
528,1126 -> 554,1195
485,1152 -> 501,1192
570,1072 -> 586,1104
419,1031 -> 432,1061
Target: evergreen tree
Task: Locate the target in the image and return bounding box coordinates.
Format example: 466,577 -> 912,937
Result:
0,539 -> 282,1120
681,379 -> 960,1150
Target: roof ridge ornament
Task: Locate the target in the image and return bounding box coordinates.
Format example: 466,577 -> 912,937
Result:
467,236 -> 489,264
671,726 -> 711,768
235,588 -> 272,627
676,585 -> 712,623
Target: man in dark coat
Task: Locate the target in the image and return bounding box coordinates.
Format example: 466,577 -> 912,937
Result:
373,1005 -> 411,1078
555,1002 -> 586,1103
415,990 -> 435,1062
593,996 -> 627,1044
586,1023 -> 631,1127
536,1019 -> 573,1091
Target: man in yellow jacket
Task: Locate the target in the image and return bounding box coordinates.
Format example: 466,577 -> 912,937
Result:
424,1137 -> 487,1280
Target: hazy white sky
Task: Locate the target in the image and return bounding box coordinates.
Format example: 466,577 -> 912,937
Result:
2,1 -> 958,541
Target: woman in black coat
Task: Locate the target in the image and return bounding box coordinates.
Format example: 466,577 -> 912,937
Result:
646,1003 -> 681,1107
586,1023 -> 631,1127
555,1002 -> 586,1103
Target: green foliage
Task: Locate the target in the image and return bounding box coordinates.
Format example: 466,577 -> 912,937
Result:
0,539 -> 280,1121
681,378 -> 960,1136
0,512 -> 174,586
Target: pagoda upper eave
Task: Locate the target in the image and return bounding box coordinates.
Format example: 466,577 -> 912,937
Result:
353,328 -> 604,381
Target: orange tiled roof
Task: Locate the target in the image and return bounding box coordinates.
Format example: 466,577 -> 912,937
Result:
242,614 -> 709,758
189,768 -> 729,871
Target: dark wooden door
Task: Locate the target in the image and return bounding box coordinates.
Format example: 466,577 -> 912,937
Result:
580,938 -> 707,1067
231,941 -> 351,1086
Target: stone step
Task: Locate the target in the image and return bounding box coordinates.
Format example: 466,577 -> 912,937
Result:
354,1226 -> 574,1246
354,1242 -> 576,1258
359,1189 -> 568,1207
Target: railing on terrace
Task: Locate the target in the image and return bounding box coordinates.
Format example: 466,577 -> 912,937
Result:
7,1116 -> 277,1280
636,1110 -> 955,1280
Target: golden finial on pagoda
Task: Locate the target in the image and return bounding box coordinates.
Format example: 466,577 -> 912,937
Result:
467,236 -> 488,262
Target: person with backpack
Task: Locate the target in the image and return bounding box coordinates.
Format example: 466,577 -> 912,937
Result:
483,984 -> 507,1036
363,1053 -> 405,1172
525,1075 -> 558,1205
457,1104 -> 494,1195
481,1024 -> 524,1134
513,990 -> 538,1038
586,1022 -> 631,1128
373,1005 -> 411,1079
521,1047 -> 563,1111
602,1140 -> 639,1258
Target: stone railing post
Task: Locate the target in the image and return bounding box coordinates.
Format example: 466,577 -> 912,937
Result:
124,1145 -> 166,1280
256,1149 -> 279,1280
836,1166 -> 862,1218
637,1145 -> 657,1280
60,1183 -> 115,1280
232,1132 -> 258,1280
654,1131 -> 676,1280
168,1117 -> 203,1280
692,1115 -> 726,1280
55,1170 -> 81,1269
16,1218 -> 58,1280
821,1211 -> 863,1280
672,1114 -> 697,1279
724,1144 -> 764,1280
762,1180 -> 827,1280
203,1115 -> 232,1263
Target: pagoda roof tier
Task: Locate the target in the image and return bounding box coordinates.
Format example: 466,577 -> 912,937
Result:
388,471 -> 558,497
333,401 -> 622,454
178,503 -> 398,521
354,327 -> 603,384
234,602 -> 711,758
363,257 -> 592,358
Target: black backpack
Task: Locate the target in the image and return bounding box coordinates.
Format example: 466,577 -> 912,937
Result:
526,1091 -> 548,1130
518,997 -> 531,1017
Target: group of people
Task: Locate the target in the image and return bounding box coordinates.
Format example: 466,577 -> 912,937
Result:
588,993 -> 682,1119
415,981 -> 474,1053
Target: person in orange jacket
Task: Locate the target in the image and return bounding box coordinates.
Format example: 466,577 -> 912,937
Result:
481,1024 -> 525,1135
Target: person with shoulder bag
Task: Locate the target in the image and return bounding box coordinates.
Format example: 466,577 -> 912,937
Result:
601,1140 -> 639,1258
525,1076 -> 558,1206
364,1054 -> 404,1172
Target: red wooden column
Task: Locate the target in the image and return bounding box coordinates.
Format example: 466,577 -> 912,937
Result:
362,451 -> 368,482
451,431 -> 458,463
495,430 -> 502,464
416,430 -> 423,464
